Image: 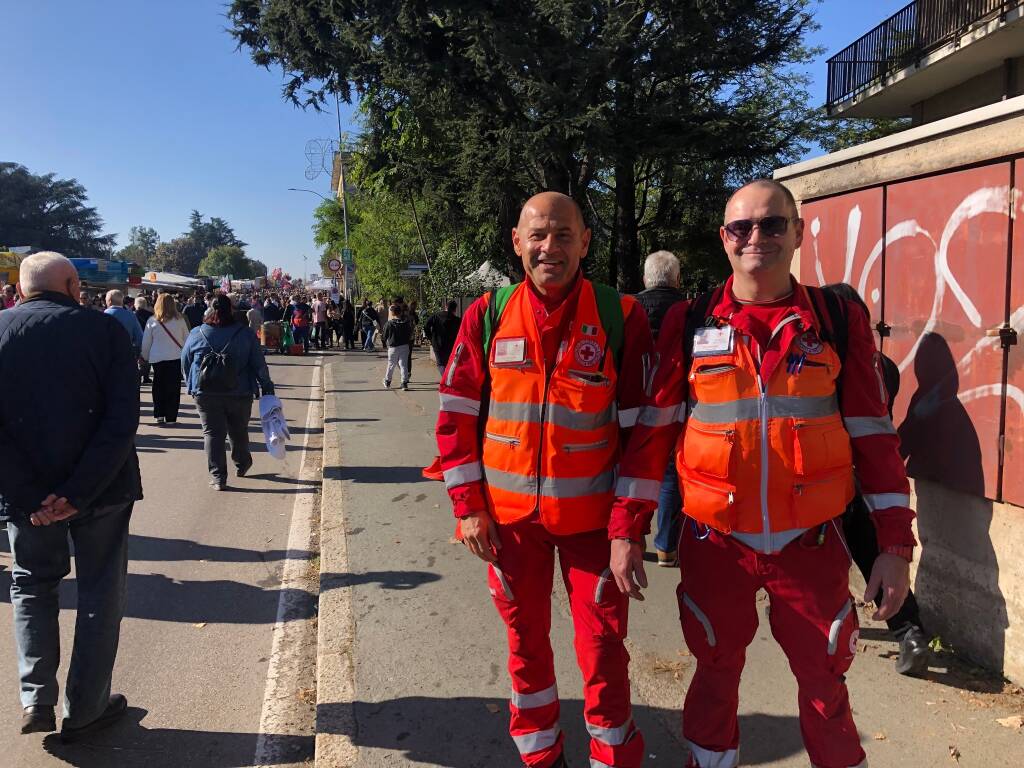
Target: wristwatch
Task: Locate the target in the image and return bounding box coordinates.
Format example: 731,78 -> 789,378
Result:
882,545 -> 914,562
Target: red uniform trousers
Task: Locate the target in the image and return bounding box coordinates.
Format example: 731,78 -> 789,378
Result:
678,519 -> 865,768
486,519 -> 644,768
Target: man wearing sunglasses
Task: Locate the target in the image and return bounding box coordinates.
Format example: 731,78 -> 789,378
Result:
609,179 -> 915,768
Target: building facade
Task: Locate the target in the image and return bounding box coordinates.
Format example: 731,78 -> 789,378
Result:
777,1 -> 1024,683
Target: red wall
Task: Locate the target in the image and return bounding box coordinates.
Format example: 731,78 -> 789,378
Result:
801,161 -> 1021,504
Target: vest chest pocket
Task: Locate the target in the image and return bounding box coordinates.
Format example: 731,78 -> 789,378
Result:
792,420 -> 852,477
682,423 -> 736,479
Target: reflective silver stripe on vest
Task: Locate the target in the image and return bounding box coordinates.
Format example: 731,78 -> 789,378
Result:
585,718 -> 633,746
510,683 -> 557,710
615,475 -> 661,501
485,467 -> 614,498
590,760 -> 614,768
443,461 -> 482,489
512,725 -> 561,755
686,739 -> 739,768
439,393 -> 481,416
828,599 -> 853,655
682,593 -> 716,647
638,403 -> 681,427
843,415 -> 896,438
488,399 -> 614,432
618,407 -> 640,428
689,394 -> 838,424
862,492 -> 910,512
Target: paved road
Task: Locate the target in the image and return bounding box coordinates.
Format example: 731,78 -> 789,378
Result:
325,348 -> 1024,768
0,352 -> 324,768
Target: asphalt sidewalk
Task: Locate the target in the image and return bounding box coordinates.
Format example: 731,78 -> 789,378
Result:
316,347 -> 1024,768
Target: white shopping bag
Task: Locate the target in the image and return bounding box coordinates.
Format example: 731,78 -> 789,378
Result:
259,394 -> 290,460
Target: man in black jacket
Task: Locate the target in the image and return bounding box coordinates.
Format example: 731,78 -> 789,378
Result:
634,250 -> 686,567
0,252 -> 142,741
424,300 -> 462,377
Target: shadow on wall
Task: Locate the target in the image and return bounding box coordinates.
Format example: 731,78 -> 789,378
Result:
897,333 -> 1008,674
316,697 -> 803,768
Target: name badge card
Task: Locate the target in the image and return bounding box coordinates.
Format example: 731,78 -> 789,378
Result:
692,326 -> 734,357
494,337 -> 527,365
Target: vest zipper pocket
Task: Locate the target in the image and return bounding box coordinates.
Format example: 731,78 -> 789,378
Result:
793,467 -> 849,496
568,369 -> 610,386
695,364 -> 738,376
686,475 -> 735,505
688,424 -> 736,442
562,439 -> 609,453
485,432 -> 520,447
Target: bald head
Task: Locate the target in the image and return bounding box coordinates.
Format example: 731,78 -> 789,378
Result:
518,191 -> 585,230
724,179 -> 797,222
18,252 -> 79,296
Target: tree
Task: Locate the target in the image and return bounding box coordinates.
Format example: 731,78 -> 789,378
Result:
816,116 -> 911,154
198,245 -> 251,278
229,0 -> 821,291
150,236 -> 205,274
114,225 -> 161,264
186,210 -> 246,254
0,162 -> 116,258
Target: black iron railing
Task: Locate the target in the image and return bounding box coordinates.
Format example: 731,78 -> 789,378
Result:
826,0 -> 1024,111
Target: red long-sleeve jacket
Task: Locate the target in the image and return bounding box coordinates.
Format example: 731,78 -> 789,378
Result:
436,281 -> 654,519
609,278 -> 917,552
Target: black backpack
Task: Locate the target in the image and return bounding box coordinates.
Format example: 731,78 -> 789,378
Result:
198,326 -> 242,392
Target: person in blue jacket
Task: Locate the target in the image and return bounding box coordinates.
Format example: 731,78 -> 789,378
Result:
181,295 -> 276,490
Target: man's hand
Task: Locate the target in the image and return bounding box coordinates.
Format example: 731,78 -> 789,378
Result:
30,494 -> 79,527
610,538 -> 647,601
865,552 -> 910,621
460,510 -> 501,563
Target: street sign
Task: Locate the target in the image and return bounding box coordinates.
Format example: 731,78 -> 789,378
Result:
327,257 -> 342,273
342,248 -> 353,265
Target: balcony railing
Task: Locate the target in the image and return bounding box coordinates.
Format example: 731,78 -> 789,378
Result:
826,0 -> 1024,112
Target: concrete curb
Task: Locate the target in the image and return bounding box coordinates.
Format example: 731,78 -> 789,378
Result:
315,361 -> 359,766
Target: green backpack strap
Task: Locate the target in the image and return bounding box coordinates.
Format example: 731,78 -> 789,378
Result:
481,283 -> 520,362
592,282 -> 626,372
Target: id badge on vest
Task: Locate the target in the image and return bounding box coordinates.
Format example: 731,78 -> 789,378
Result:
494,337 -> 527,365
692,325 -> 735,357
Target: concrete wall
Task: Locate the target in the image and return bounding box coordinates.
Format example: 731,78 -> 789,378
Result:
777,98 -> 1024,684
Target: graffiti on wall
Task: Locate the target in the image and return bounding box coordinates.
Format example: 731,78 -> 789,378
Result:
801,163 -> 1024,505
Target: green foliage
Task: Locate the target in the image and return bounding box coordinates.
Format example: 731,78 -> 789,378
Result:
0,162 -> 116,258
197,245 -> 265,279
150,236 -> 204,274
186,210 -> 246,253
114,225 -> 161,265
816,116 -> 912,154
312,191 -> 421,300
229,0 -> 822,292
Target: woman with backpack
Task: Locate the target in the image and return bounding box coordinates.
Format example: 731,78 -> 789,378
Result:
141,293 -> 189,424
181,295 -> 276,490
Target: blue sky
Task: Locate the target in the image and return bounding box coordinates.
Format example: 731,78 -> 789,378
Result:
1,0 -> 908,279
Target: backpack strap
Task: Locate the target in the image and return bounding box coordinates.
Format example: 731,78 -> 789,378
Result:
592,282 -> 626,372
481,283 -> 519,363
683,285 -> 725,365
805,285 -> 848,368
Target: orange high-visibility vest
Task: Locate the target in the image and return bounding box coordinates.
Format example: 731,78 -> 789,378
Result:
482,280 -> 632,535
678,314 -> 855,548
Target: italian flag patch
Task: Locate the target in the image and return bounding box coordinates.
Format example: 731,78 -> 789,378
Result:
581,323 -> 598,336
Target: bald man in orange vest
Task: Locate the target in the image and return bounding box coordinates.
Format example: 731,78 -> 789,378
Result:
436,192 -> 654,768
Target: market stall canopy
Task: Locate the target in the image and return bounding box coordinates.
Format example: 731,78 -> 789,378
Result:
468,260 -> 511,288
142,271 -> 206,291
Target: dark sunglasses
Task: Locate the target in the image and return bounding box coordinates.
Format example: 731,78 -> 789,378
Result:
723,215 -> 796,242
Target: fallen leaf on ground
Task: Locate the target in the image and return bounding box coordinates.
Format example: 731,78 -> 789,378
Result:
872,732 -> 886,741
996,715 -> 1024,730
949,745 -> 960,762
193,622 -> 207,628
485,703 -> 500,714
